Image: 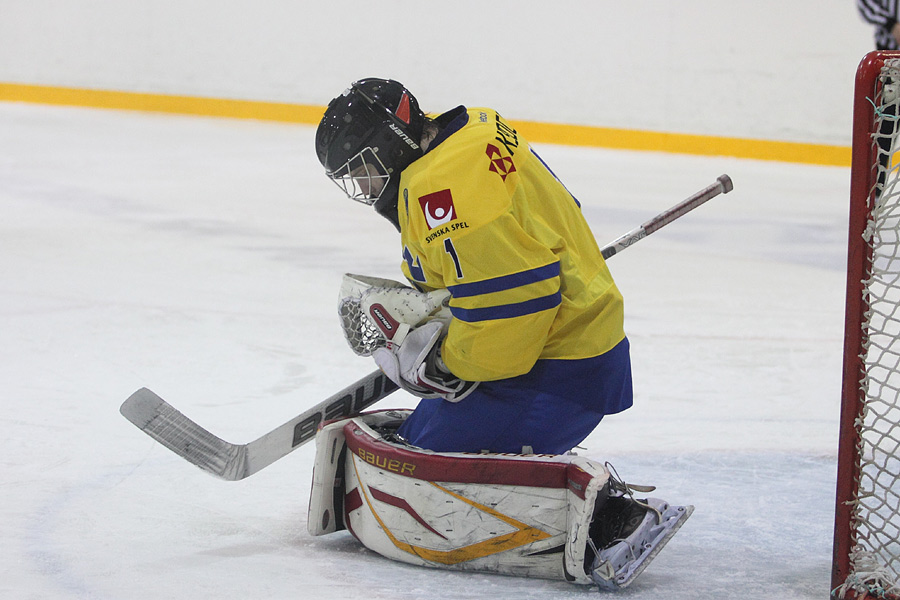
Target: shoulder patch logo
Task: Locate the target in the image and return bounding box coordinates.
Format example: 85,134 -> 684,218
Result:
418,189 -> 457,230
486,143 -> 516,181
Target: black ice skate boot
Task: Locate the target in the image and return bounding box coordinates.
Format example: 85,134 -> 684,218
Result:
586,484 -> 693,589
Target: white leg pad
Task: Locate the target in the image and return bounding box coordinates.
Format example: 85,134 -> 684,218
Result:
564,457 -> 612,584
320,412 -> 611,582
308,410 -> 411,536
308,411 -> 690,588
307,416 -> 349,536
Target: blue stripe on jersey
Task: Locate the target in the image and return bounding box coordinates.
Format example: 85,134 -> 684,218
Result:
449,291 -> 561,323
447,261 -> 560,298
531,148 -> 581,208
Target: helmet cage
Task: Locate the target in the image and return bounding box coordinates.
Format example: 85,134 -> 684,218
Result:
316,78 -> 425,226
326,146 -> 390,206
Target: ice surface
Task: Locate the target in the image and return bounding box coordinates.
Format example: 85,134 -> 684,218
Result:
0,102 -> 849,598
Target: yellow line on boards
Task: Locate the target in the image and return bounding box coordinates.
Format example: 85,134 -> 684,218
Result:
0,82 -> 324,124
0,82 -> 850,167
512,119 -> 851,167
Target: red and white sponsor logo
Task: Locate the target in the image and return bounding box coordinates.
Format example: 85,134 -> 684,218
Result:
368,303 -> 401,340
418,189 -> 457,230
486,143 -> 516,181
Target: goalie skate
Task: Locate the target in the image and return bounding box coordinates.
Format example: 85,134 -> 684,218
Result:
589,496 -> 693,590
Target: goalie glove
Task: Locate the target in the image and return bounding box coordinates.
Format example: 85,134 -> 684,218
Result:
338,273 -> 449,356
337,273 -> 478,402
372,321 -> 479,402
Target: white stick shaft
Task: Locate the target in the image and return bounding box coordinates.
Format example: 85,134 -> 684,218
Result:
601,174 -> 733,260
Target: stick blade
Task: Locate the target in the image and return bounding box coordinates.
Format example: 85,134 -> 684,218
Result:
120,388 -> 248,480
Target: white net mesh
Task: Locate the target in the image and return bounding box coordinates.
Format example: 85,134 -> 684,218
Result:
338,295 -> 386,357
841,58 -> 900,600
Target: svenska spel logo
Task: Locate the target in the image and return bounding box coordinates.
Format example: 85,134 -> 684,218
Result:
418,189 -> 457,230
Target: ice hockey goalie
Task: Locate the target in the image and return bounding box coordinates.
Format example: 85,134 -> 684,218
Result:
308,410 -> 692,591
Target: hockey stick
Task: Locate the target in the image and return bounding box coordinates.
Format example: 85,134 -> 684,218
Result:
120,372 -> 398,480
600,174 -> 733,259
120,174 -> 732,480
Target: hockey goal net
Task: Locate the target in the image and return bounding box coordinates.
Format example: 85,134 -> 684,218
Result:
833,51 -> 900,600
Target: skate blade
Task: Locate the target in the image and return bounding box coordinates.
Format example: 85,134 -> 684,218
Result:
597,504 -> 694,590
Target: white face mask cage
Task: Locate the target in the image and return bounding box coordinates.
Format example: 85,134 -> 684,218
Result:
326,147 -> 391,206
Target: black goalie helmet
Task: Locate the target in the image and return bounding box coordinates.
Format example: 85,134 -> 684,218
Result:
315,78 -> 426,227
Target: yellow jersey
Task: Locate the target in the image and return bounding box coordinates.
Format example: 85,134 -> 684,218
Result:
397,107 -> 625,382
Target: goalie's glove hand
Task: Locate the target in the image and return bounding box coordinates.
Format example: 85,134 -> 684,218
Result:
373,321 -> 479,402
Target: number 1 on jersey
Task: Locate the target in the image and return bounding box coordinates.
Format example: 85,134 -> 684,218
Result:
444,238 -> 464,279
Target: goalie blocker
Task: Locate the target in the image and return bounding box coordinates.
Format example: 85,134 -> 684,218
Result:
309,411 -> 692,590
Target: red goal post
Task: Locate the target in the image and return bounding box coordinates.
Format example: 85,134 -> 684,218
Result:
833,51 -> 900,600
